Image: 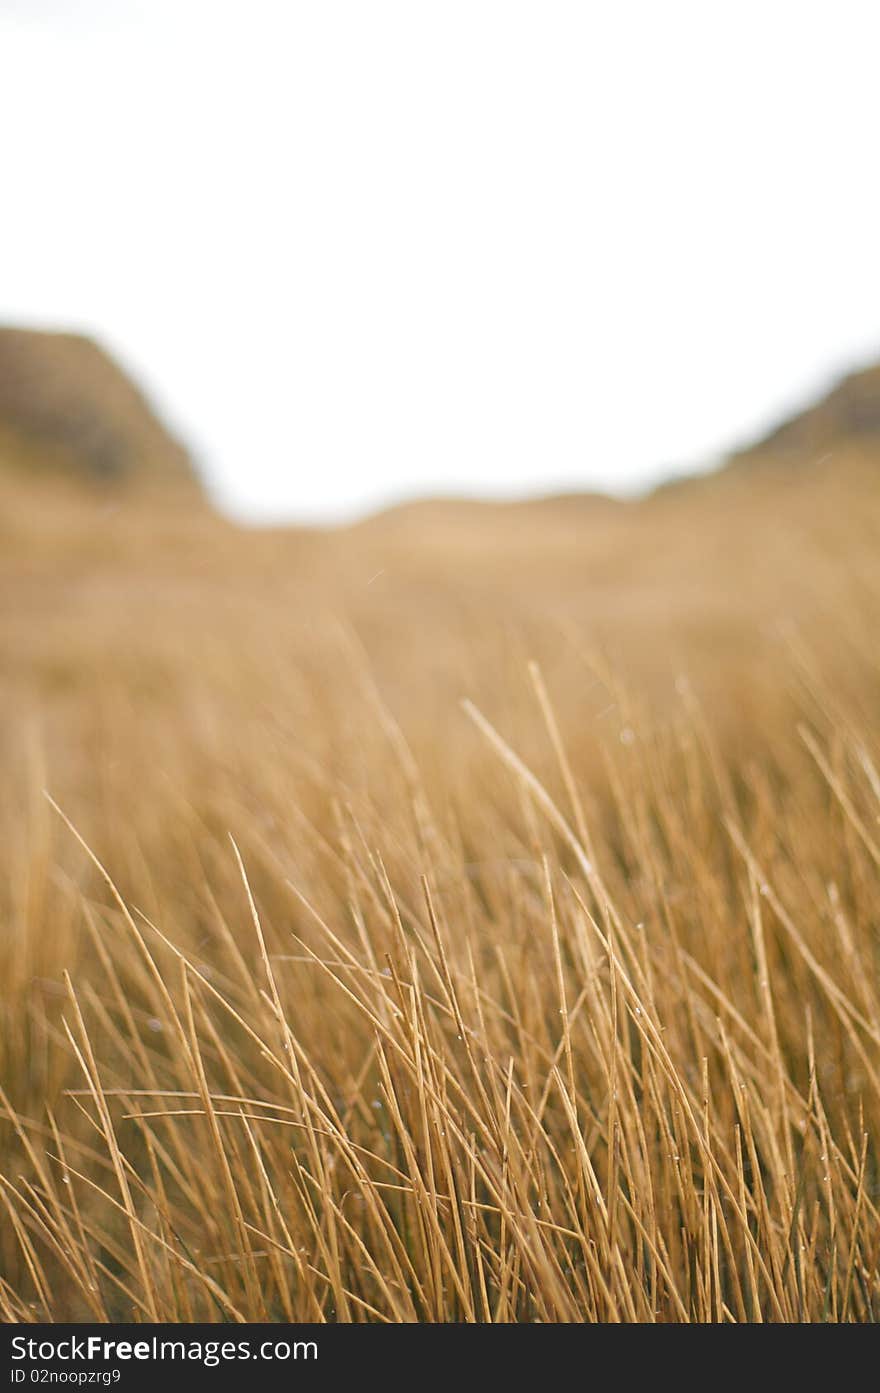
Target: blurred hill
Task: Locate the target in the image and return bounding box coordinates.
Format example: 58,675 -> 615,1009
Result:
733,360 -> 880,464
0,327 -> 198,492
1,323 -> 878,521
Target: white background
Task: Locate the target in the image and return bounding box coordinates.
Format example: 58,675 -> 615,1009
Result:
1,1 -> 879,521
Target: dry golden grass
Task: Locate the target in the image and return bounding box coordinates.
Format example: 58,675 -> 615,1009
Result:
1,455 -> 879,1322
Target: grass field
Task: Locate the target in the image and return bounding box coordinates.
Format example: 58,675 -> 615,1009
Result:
1,453 -> 879,1322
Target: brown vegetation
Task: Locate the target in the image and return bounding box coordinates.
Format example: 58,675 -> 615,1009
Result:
733,359 -> 880,463
0,447 -> 879,1322
0,328 -> 196,490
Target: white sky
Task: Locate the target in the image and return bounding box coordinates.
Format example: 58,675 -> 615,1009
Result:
1,1 -> 879,522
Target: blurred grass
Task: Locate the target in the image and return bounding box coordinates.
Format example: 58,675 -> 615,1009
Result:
1,453 -> 879,1321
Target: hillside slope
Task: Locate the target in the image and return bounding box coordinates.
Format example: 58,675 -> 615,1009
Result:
734,359 -> 880,463
0,326 -> 197,490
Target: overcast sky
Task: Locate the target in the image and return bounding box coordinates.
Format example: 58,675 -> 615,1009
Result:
1,2 -> 879,522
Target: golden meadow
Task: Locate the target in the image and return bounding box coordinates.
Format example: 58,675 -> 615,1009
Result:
1,454 -> 879,1321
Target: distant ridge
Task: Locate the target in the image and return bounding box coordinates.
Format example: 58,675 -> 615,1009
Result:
733,360 -> 880,463
0,326 -> 198,490
355,489 -> 622,529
